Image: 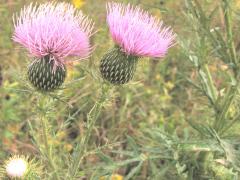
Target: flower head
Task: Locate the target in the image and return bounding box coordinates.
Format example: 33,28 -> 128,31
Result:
1,155 -> 42,179
13,2 -> 94,68
5,156 -> 27,178
107,2 -> 176,58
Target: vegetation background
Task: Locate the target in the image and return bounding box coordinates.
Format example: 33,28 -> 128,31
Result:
1,0 -> 240,179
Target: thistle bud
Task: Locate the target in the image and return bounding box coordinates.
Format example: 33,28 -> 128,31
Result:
28,56 -> 66,91
100,46 -> 138,85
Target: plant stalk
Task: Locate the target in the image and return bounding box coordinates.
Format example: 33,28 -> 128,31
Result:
213,0 -> 239,133
38,95 -> 60,180
222,0 -> 238,71
202,64 -> 218,103
214,84 -> 238,132
40,113 -> 60,180
69,84 -> 110,178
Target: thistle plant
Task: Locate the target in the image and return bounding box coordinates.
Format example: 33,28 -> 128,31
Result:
7,0 -> 240,179
116,0 -> 240,179
11,2 -> 95,180
179,0 -> 240,177
100,2 -> 176,85
89,0 -> 240,179
13,2 -> 94,91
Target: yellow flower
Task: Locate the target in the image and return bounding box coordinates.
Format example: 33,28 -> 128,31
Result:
236,0 -> 240,9
72,0 -> 85,9
155,74 -> 161,80
64,143 -> 73,152
165,81 -> 174,90
100,174 -> 124,180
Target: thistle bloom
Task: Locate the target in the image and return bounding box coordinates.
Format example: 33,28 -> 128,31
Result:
5,157 -> 27,178
2,155 -> 42,179
13,2 -> 94,91
100,2 -> 176,85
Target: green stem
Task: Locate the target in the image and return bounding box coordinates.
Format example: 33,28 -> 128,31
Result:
38,96 -> 60,180
220,112 -> 240,134
212,0 -> 239,133
222,0 -> 238,71
40,113 -> 60,180
69,84 -> 110,178
198,151 -> 213,175
202,64 -> 218,103
214,84 -> 238,132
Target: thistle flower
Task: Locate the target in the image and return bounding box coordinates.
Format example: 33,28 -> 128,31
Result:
0,155 -> 42,179
13,2 -> 94,91
6,157 -> 27,178
100,2 -> 176,85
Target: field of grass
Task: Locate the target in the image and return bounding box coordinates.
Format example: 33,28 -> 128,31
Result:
1,0 -> 240,179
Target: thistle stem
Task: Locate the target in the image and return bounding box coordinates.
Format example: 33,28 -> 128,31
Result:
202,64 -> 218,104
39,96 -> 60,180
69,84 -> 110,178
222,0 -> 238,70
40,113 -> 60,180
198,151 -> 213,176
212,0 -> 239,133
214,84 -> 238,132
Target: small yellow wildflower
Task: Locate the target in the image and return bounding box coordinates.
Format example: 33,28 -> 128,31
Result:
165,81 -> 174,90
72,0 -> 85,9
64,143 -> 73,152
100,174 -> 124,180
236,0 -> 240,9
155,74 -> 161,80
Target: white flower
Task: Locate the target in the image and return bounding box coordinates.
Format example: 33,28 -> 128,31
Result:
5,157 -> 28,178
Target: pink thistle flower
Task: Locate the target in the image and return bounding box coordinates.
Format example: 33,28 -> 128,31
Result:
13,2 -> 94,68
100,2 -> 176,85
12,2 -> 94,91
106,2 -> 176,58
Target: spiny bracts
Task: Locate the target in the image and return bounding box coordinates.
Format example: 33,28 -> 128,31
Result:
28,56 -> 66,91
100,46 -> 138,85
